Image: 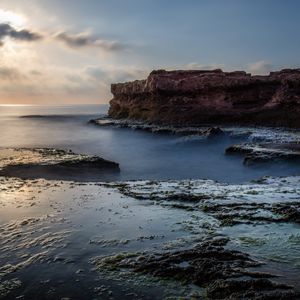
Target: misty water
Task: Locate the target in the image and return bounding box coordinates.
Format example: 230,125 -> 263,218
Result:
1,104 -> 300,183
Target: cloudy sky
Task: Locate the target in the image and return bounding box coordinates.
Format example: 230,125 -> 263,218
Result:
0,0 -> 300,105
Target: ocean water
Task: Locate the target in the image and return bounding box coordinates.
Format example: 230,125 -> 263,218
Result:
0,104 -> 299,183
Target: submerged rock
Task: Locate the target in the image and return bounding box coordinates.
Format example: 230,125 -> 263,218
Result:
91,237 -> 299,299
0,278 -> 22,298
109,68 -> 300,127
206,278 -> 297,300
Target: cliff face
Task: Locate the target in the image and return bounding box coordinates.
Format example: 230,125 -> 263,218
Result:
108,69 -> 300,127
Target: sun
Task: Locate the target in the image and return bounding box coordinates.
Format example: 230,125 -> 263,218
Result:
0,9 -> 26,27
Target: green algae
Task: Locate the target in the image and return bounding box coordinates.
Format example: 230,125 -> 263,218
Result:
238,236 -> 267,247
0,278 -> 22,299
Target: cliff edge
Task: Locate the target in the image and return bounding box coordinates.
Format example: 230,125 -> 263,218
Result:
108,69 -> 300,127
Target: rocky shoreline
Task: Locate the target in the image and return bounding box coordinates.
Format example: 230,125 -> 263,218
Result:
93,176 -> 300,299
1,101 -> 300,299
1,175 -> 300,299
108,68 -> 300,127
0,134 -> 299,299
90,117 -> 300,166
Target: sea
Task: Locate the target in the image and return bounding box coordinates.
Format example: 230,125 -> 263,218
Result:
0,104 -> 299,183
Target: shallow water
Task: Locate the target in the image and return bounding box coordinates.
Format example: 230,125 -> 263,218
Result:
0,179 -> 209,299
1,104 -> 300,183
1,177 -> 299,299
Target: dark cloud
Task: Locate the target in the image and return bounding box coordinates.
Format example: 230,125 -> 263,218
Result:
30,70 -> 43,76
0,23 -> 42,46
55,31 -> 126,52
0,67 -> 25,81
0,23 -> 125,52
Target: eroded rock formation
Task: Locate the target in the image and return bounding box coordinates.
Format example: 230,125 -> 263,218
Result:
109,69 -> 300,127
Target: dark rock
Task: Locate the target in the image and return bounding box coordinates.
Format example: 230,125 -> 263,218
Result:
0,148 -> 120,181
92,237 -> 298,299
206,278 -> 298,300
90,117 -> 226,138
201,201 -> 300,225
272,203 -> 300,223
204,127 -> 225,138
109,69 -> 300,127
226,143 -> 300,165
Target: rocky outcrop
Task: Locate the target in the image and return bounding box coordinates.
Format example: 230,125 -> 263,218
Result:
109,69 -> 300,127
226,143 -> 300,165
91,237 -> 299,300
0,148 -> 120,181
90,117 -> 225,137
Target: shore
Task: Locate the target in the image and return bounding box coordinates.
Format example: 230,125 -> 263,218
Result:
0,142 -> 300,298
0,175 -> 300,299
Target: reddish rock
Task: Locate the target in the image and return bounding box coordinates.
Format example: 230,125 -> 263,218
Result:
108,69 -> 300,127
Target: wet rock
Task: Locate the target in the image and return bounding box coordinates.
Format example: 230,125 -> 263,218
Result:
90,117 -> 226,138
0,278 -> 22,298
201,201 -> 300,225
0,148 -> 120,181
91,237 -> 298,299
205,127 -> 224,138
272,203 -> 300,223
226,143 -> 300,165
206,278 -> 298,300
110,179 -> 300,226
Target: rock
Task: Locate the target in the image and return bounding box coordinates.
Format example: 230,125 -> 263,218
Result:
0,148 -> 120,181
90,117 -> 225,138
272,204 -> 300,223
0,278 -> 22,298
204,127 -> 224,138
109,69 -> 300,127
206,279 -> 298,300
226,143 -> 300,165
91,237 -> 299,299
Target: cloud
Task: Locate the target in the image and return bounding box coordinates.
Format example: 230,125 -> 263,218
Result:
55,31 -> 126,52
0,23 -> 127,54
85,66 -> 148,83
0,67 -> 25,81
0,23 -> 42,46
185,62 -> 225,70
247,61 -> 273,75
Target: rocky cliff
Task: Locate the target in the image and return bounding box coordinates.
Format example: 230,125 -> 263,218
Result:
108,69 -> 300,127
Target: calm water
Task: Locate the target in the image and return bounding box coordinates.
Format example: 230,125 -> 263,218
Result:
0,104 -> 299,183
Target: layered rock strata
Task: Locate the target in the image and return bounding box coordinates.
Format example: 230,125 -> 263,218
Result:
109,69 -> 300,127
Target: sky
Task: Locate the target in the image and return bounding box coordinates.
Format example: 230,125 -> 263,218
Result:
0,0 -> 300,105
